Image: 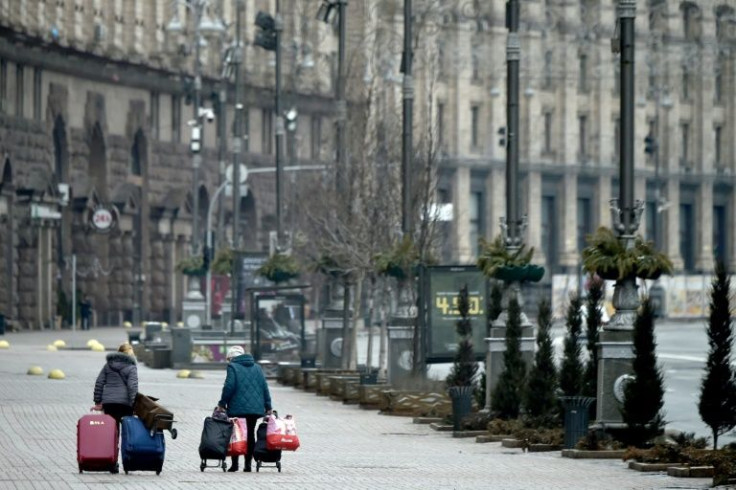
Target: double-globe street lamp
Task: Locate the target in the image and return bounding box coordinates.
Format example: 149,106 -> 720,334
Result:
166,0 -> 226,256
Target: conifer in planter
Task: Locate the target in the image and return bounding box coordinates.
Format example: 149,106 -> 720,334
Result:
374,235 -> 420,280
256,253 -> 301,284
583,275 -> 605,404
524,300 -> 559,427
446,285 -> 479,431
621,297 -> 665,447
176,255 -> 206,276
491,298 -> 525,419
559,293 -> 584,397
581,227 -> 673,280
698,261 -> 736,449
477,236 -> 544,283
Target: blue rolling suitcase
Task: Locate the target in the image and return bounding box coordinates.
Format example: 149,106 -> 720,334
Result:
121,416 -> 166,475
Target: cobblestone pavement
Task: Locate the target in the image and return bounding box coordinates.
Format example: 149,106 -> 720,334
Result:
0,328 -> 713,490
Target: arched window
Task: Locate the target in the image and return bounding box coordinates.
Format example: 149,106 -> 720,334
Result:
130,130 -> 144,176
681,2 -> 701,42
53,115 -> 67,181
88,123 -> 107,199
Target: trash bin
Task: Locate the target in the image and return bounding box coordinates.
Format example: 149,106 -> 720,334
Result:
649,284 -> 666,318
0,313 -> 5,335
359,368 -> 378,385
561,396 -> 596,449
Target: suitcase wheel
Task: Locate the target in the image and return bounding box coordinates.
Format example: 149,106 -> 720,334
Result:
171,428 -> 178,440
277,462 -> 281,473
200,462 -> 205,472
256,462 -> 261,472
111,463 -> 119,474
124,470 -> 129,475
222,461 -> 227,472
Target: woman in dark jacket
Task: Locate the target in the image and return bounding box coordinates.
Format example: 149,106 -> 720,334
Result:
217,345 -> 272,472
93,343 -> 138,425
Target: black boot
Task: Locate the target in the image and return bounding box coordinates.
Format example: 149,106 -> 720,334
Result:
244,459 -> 252,472
227,457 -> 239,472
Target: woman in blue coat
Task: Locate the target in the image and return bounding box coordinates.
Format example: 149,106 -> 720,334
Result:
217,345 -> 272,472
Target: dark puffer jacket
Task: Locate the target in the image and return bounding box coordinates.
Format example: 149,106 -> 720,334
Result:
93,352 -> 138,406
218,354 -> 272,417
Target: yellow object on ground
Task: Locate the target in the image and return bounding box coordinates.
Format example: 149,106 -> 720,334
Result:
188,370 -> 204,379
27,366 -> 43,375
46,344 -> 58,351
0,340 -> 9,349
123,321 -> 132,328
86,339 -> 99,347
90,343 -> 105,352
48,369 -> 65,380
176,370 -> 191,379
53,340 -> 66,348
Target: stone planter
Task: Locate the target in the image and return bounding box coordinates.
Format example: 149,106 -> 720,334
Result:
277,363 -> 301,386
379,390 -> 452,417
329,375 -> 360,401
342,380 -> 360,404
668,466 -> 714,478
628,462 -> 676,472
501,438 -> 525,449
528,444 -> 563,452
475,434 -> 512,443
358,384 -> 388,409
561,449 -> 626,459
316,371 -> 357,395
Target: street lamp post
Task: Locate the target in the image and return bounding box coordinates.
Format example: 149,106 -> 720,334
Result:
484,0 -> 534,412
596,0 -> 643,428
166,0 -> 225,256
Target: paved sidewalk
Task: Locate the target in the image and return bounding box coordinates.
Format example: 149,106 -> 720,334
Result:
0,327 -> 712,489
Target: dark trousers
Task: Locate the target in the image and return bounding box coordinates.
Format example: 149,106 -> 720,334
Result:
103,403 -> 134,427
81,315 -> 90,330
230,414 -> 260,469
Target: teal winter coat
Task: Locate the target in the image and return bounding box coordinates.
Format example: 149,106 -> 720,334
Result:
217,354 -> 272,417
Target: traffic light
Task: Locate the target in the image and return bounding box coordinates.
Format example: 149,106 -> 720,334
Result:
498,127 -> 506,147
254,11 -> 277,51
644,134 -> 658,155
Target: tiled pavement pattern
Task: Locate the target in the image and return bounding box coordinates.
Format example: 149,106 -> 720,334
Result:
0,328 -> 712,490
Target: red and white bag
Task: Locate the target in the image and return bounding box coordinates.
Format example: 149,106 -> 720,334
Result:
265,414 -> 300,451
227,417 -> 248,456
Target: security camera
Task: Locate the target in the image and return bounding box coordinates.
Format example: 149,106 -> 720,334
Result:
198,107 -> 216,123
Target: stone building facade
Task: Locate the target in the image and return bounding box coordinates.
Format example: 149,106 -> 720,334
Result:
1,0 -> 735,328
429,0 -> 736,278
0,0 -> 337,329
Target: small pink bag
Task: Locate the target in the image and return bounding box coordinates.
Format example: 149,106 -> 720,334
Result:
227,417 -> 248,456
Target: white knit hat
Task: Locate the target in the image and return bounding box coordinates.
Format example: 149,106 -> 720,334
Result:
226,345 -> 244,359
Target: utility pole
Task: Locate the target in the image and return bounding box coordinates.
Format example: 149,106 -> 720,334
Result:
275,0 -> 284,247
401,0 -> 413,237
231,0 -> 245,333
191,3 -> 203,255
336,0 -> 347,196
505,0 -> 521,247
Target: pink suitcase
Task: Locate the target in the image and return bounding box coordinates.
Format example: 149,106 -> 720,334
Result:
77,413 -> 119,473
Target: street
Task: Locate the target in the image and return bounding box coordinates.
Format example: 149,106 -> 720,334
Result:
0,327 -> 717,489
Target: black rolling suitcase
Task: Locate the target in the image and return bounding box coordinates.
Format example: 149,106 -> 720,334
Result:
253,420 -> 282,472
199,414 -> 233,472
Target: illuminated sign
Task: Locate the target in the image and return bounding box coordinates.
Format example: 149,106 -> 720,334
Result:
423,266 -> 488,363
87,204 -> 119,233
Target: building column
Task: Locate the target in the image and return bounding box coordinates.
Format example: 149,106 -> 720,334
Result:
597,174 -> 612,228
695,179 -> 714,272
525,170 -> 543,262
487,167 -> 505,239
453,166 -> 472,262
665,178 -> 683,271
559,171 -> 579,269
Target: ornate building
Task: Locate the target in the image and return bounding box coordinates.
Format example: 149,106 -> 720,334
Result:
1,0 -> 734,329
426,0 -> 736,279
0,0 -> 337,328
